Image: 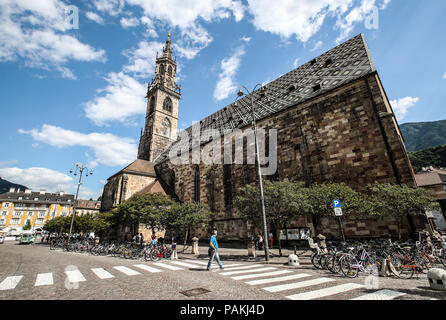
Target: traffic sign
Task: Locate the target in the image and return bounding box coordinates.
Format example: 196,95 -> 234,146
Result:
333,200 -> 341,208
334,207 -> 343,216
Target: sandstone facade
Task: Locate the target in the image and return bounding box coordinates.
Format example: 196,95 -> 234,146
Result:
155,73 -> 419,240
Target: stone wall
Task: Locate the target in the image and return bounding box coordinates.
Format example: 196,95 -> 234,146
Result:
101,173 -> 156,212
155,73 -> 418,240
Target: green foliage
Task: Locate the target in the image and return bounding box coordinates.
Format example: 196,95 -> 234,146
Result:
409,144 -> 446,172
400,119 -> 446,151
23,219 -> 31,231
164,201 -> 212,237
235,180 -> 311,229
235,180 -> 316,255
366,183 -> 439,239
114,193 -> 175,231
43,214 -> 113,234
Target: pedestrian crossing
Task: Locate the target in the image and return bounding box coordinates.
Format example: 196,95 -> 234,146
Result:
0,259 -> 411,300
211,263 -> 409,300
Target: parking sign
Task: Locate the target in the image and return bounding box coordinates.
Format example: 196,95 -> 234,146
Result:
333,200 -> 341,208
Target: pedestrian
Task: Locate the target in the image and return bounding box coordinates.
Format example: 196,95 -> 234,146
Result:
171,233 -> 178,260
258,233 -> 263,250
206,230 -> 224,271
269,232 -> 273,249
139,233 -> 144,246
151,233 -> 157,247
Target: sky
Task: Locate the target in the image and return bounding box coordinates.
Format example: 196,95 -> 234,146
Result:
0,0 -> 445,200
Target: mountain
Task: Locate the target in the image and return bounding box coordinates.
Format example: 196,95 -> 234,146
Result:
400,119 -> 446,151
408,144 -> 446,172
0,177 -> 28,195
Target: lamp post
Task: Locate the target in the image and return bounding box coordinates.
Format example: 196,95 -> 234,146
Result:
68,164 -> 93,242
235,84 -> 270,262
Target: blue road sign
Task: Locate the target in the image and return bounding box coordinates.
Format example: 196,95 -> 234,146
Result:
333,200 -> 341,208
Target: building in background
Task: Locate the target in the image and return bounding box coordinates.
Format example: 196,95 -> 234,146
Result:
75,199 -> 101,216
0,188 -> 74,231
415,167 -> 446,231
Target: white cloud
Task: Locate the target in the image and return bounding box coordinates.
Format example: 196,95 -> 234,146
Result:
241,36 -> 252,43
84,72 -> 147,126
120,16 -> 140,28
214,46 -> 246,101
92,0 -> 125,16
293,58 -> 300,69
335,0 -> 378,43
443,72 -> 446,79
380,0 -> 391,9
18,124 -> 137,167
0,167 -> 73,193
390,96 -> 419,121
122,41 -> 164,78
0,0 -> 106,78
311,40 -> 324,51
0,167 -> 102,199
247,0 -> 390,43
247,0 -> 354,42
86,11 -> 105,24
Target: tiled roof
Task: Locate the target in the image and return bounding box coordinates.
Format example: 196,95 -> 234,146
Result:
108,159 -> 157,180
0,191 -> 74,203
155,33 -> 376,164
415,172 -> 443,187
76,200 -> 101,210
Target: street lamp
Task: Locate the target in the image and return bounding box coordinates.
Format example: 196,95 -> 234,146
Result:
234,84 -> 270,262
68,164 -> 93,242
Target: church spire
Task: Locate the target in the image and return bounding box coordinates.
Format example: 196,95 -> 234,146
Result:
162,33 -> 173,60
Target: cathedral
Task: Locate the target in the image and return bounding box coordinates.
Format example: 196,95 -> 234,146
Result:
101,34 -> 427,241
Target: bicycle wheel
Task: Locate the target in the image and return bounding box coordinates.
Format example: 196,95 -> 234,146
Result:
389,255 -> 414,279
151,249 -> 161,261
50,241 -> 56,250
326,255 -> 337,274
340,254 -> 359,278
144,249 -> 152,261
311,252 -> 323,269
164,248 -> 172,259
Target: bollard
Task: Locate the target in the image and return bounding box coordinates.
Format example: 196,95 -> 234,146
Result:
248,238 -> 256,257
191,237 -> 199,255
171,242 -> 178,260
427,268 -> 446,291
288,254 -> 299,266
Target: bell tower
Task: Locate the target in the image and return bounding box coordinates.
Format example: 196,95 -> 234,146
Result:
138,34 -> 181,162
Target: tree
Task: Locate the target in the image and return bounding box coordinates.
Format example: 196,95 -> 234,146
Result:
115,193 -> 174,235
235,180 -> 312,256
164,201 -> 212,250
367,183 -> 439,239
305,182 -> 376,235
23,219 -> 31,231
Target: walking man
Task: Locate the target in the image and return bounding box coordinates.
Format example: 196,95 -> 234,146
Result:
207,230 -> 224,271
171,233 -> 178,260
269,232 -> 273,249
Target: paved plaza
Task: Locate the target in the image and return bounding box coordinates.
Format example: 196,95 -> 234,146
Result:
0,241 -> 445,301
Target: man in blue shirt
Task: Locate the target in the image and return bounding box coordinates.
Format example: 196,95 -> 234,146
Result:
207,229 -> 224,271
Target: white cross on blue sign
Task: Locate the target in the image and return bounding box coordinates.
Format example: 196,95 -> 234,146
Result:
333,200 -> 341,208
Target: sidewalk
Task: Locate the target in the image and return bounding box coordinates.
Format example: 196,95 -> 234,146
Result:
175,244 -> 313,267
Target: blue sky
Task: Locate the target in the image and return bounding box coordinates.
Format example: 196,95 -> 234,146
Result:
0,0 -> 445,200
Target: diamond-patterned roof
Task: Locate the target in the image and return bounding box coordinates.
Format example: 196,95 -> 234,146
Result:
155,34 -> 376,164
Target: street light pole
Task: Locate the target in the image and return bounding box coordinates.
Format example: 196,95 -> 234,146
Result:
236,84 -> 270,262
68,164 -> 93,242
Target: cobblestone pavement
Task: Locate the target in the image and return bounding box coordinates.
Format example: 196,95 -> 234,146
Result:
0,241 -> 445,300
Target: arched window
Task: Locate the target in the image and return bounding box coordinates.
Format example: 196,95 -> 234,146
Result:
163,97 -> 172,113
149,97 -> 155,114
168,66 -> 173,76
194,165 -> 200,202
162,118 -> 171,137
160,64 -> 165,74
